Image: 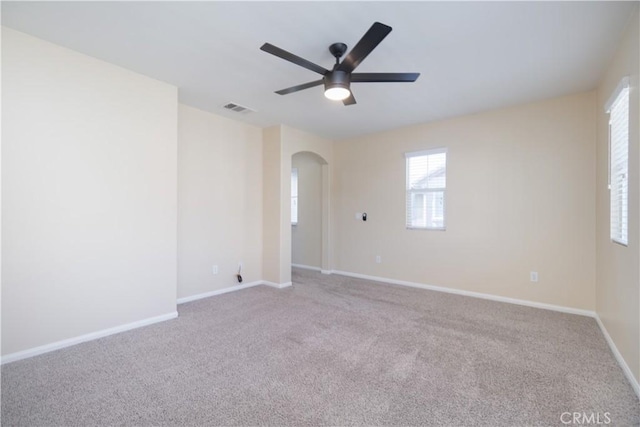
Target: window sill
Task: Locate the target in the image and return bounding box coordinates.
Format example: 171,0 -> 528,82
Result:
406,226 -> 446,231
611,238 -> 628,247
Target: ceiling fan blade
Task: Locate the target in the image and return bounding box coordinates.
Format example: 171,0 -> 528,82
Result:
343,93 -> 356,106
261,43 -> 329,75
351,72 -> 420,83
275,79 -> 324,95
337,22 -> 392,73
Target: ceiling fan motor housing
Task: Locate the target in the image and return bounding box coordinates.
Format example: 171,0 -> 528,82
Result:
324,70 -> 350,92
261,22 -> 418,105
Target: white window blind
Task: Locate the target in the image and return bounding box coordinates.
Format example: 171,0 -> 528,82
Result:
405,148 -> 447,230
606,77 -> 629,246
291,168 -> 298,225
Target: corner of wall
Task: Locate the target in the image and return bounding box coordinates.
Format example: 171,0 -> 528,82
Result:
594,5 -> 640,386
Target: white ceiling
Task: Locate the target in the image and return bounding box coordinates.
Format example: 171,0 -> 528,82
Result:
2,1 -> 635,139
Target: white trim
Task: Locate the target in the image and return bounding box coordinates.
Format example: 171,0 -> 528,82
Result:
405,147 -> 447,158
3,273 -> 638,399
262,281 -> 292,289
1,311 -> 178,365
2,277 -> 293,365
330,270 -> 594,317
291,263 -> 321,272
604,76 -> 630,112
595,315 -> 640,399
177,281 -> 263,304
330,269 -> 640,397
406,226 -> 446,231
179,280 -> 292,299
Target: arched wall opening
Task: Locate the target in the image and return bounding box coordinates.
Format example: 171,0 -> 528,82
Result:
290,151 -> 330,274
262,125 -> 332,287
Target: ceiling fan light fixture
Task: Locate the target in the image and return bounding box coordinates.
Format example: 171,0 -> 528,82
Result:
324,70 -> 351,101
324,86 -> 350,101
262,22 -> 419,106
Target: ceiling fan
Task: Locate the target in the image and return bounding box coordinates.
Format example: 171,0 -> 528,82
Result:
260,22 -> 420,106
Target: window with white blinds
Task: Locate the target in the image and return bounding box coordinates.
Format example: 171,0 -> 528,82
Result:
606,78 -> 629,246
291,168 -> 298,225
405,148 -> 447,230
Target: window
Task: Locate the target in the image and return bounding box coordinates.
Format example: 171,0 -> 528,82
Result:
606,77 -> 629,245
291,168 -> 298,225
406,148 -> 447,229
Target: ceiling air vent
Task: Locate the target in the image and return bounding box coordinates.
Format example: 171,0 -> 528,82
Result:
222,102 -> 255,114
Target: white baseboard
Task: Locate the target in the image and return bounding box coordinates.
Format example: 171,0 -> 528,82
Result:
177,281 -> 262,304
330,270 -> 595,317
3,278 -> 294,364
331,269 -> 640,398
292,263 -> 321,272
291,264 -> 331,275
595,315 -> 640,399
8,270 -> 636,401
1,311 -> 178,365
262,281 -> 292,289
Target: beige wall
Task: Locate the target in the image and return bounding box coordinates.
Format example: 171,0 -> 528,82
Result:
178,105 -> 262,299
596,9 -> 639,384
281,126 -> 333,282
262,126 -> 283,284
292,152 -> 323,268
333,92 -> 597,311
262,125 -> 333,284
1,28 -> 178,355
4,14 -> 636,381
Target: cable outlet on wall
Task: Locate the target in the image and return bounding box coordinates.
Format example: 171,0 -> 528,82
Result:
530,271 -> 538,282
212,265 -> 219,275
375,255 -> 382,264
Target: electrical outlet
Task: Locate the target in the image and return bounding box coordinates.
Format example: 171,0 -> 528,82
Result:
212,265 -> 219,275
376,255 -> 382,264
530,271 -> 538,282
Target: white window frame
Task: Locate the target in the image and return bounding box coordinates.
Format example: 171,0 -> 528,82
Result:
291,168 -> 298,225
405,148 -> 447,230
605,77 -> 629,246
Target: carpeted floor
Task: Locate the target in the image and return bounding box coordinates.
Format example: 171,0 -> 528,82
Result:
2,268 -> 639,426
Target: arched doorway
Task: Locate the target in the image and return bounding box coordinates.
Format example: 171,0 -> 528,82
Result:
261,125 -> 332,287
291,152 -> 328,272
291,151 -> 326,270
